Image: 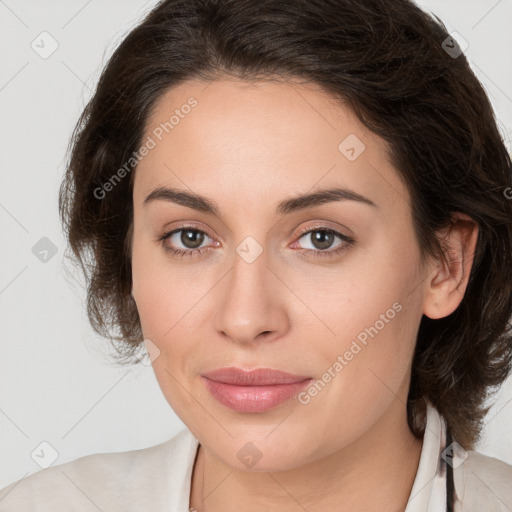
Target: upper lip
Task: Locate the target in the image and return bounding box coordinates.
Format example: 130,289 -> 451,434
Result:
202,367 -> 312,386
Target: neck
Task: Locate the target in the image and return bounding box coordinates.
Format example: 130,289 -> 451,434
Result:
189,401 -> 423,512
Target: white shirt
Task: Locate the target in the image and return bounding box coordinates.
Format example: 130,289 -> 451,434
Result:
1,401 -> 511,511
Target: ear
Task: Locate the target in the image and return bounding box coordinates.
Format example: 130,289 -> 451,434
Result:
422,212 -> 479,320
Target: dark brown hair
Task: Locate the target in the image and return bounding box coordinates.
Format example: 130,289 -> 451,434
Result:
59,0 -> 512,450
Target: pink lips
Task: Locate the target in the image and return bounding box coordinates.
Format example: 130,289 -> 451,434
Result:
201,367 -> 313,413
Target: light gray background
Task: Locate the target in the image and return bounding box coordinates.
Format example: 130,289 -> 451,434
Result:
1,0 -> 511,489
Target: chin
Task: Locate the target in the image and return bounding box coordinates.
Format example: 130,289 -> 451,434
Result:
203,426 -> 320,472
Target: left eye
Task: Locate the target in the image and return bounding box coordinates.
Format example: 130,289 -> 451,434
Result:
294,228 -> 346,251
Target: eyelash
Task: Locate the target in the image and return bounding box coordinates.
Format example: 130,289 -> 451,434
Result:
158,224 -> 355,260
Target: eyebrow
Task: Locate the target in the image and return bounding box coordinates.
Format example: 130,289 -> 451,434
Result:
143,186 -> 378,215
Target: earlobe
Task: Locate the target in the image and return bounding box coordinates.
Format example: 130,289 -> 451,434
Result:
422,212 -> 479,320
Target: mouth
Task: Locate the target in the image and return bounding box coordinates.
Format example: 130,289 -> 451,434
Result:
201,367 -> 313,413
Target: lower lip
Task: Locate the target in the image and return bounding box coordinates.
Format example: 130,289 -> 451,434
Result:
202,377 -> 313,413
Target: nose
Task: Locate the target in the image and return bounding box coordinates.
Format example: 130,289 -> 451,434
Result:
213,244 -> 290,346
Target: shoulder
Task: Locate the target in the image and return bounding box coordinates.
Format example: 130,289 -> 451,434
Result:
0,428 -> 195,512
455,449 -> 512,511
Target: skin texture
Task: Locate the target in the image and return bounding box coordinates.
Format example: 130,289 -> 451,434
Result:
130,78 -> 479,512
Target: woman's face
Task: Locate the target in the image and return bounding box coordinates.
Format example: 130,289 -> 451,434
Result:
131,77 -> 429,471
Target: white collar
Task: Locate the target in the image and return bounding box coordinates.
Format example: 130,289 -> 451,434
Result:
405,400 -> 452,511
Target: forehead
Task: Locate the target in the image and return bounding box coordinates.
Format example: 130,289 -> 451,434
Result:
133,78 -> 409,221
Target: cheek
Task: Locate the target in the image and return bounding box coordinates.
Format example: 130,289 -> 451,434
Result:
306,287 -> 415,394
131,232 -> 194,337
307,244 -> 417,345
301,236 -> 422,393
299,291 -> 418,440
149,356 -> 200,429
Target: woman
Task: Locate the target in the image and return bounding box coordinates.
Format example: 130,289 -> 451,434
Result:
1,0 -> 511,510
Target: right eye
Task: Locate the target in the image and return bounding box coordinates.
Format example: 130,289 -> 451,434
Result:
159,226 -> 215,258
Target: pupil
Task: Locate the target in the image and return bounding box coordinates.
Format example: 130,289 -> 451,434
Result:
313,230 -> 333,250
182,229 -> 204,249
